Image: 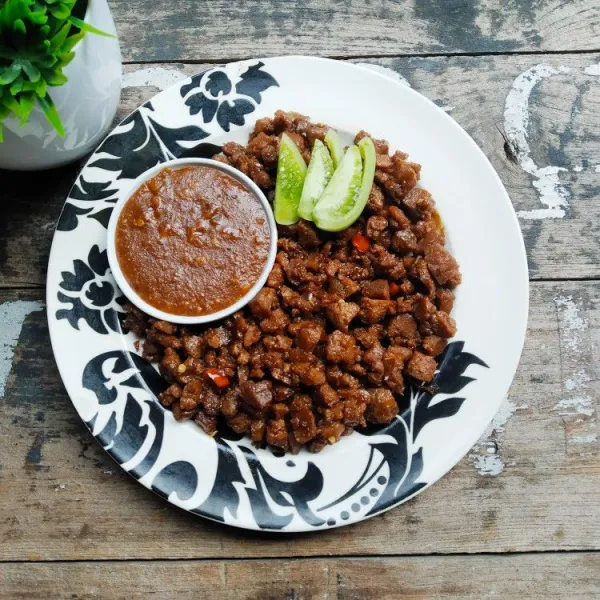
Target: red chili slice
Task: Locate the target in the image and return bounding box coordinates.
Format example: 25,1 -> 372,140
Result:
204,367 -> 230,388
352,232 -> 370,252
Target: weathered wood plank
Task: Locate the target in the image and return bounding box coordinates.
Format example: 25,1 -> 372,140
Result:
108,0 -> 600,62
2,53 -> 600,286
1,281 -> 598,560
2,554 -> 600,599
367,54 -> 600,280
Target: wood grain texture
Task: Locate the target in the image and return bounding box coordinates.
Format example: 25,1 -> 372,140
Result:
2,554 -> 600,599
108,0 -> 600,62
2,53 -> 600,286
1,281 -> 598,561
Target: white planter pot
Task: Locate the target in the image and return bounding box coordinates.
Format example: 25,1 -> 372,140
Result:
0,0 -> 122,170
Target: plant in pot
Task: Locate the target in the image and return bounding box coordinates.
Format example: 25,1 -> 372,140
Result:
0,0 -> 121,170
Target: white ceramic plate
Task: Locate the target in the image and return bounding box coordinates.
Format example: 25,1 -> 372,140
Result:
46,56 -> 528,531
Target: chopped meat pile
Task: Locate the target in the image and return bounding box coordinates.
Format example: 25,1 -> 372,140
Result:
122,110 -> 461,453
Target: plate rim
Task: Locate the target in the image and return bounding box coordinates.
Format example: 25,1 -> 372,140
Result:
46,55 -> 530,532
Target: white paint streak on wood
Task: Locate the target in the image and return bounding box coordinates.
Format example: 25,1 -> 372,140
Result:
568,434 -> 598,445
473,454 -> 505,476
555,396 -> 594,417
554,295 -> 587,352
470,397 -> 517,475
122,66 -> 187,91
0,300 -> 44,396
584,63 -> 600,76
565,369 -> 591,392
552,296 -> 597,446
477,397 -> 517,443
504,64 -> 571,220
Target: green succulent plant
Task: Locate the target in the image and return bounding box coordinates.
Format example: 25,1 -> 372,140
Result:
0,0 -> 111,142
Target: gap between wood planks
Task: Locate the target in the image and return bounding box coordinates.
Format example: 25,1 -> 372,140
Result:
2,548 -> 600,565
120,48 -> 600,66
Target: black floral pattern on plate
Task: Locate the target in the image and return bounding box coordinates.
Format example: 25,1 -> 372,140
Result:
56,62 -> 277,234
368,342 -> 487,514
88,102 -> 210,181
57,177 -> 120,232
80,339 -> 487,529
180,62 -> 279,131
315,342 -> 488,518
83,350 -> 167,479
56,245 -> 124,334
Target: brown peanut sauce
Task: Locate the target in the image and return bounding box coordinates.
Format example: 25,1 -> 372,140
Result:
115,165 -> 270,316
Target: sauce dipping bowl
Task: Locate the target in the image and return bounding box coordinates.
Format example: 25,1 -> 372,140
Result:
106,158 -> 278,325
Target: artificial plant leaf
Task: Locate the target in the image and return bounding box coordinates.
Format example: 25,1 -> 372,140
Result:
68,15 -> 112,37
34,76 -> 47,96
0,47 -> 20,61
21,80 -> 38,92
17,91 -> 35,125
10,78 -> 24,95
13,18 -> 26,35
0,61 -> 22,85
0,0 -> 26,31
1,93 -> 25,119
57,51 -> 75,68
37,92 -> 65,136
49,3 -> 71,20
44,69 -> 68,86
61,30 -> 84,53
27,1 -> 49,25
20,59 -> 41,82
48,22 -> 71,52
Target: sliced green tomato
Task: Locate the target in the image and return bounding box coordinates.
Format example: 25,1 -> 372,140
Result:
313,137 -> 376,232
312,145 -> 363,232
355,135 -> 377,210
324,129 -> 344,168
274,133 -> 308,225
297,139 -> 334,221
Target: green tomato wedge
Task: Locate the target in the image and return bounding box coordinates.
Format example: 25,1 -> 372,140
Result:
313,137 -> 376,232
313,144 -> 362,232
297,139 -> 334,221
324,129 -> 344,168
274,133 -> 308,225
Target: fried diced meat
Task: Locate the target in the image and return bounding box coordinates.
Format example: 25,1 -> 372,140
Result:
123,111 -> 461,453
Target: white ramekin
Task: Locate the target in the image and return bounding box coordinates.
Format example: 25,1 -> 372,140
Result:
106,158 -> 278,325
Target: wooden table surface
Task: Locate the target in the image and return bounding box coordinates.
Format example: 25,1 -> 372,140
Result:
2,1 -> 600,598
